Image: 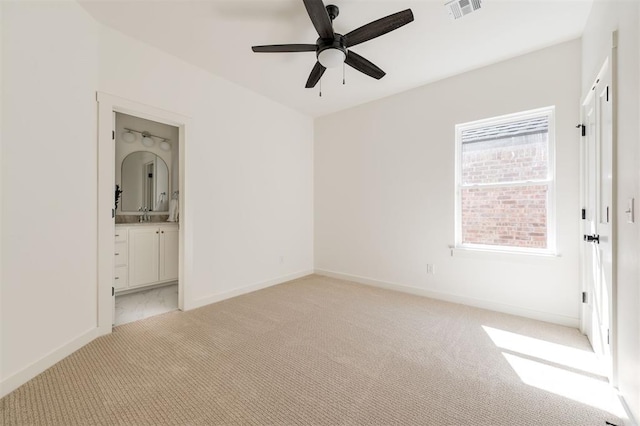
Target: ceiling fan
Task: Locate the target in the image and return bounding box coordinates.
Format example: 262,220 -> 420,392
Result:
252,0 -> 414,89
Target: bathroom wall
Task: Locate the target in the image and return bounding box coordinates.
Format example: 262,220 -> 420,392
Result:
115,112 -> 179,218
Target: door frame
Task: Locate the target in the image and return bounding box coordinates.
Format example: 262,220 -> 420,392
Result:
579,32 -> 617,387
96,92 -> 191,335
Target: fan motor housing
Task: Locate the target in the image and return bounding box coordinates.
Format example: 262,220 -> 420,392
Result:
316,34 -> 347,59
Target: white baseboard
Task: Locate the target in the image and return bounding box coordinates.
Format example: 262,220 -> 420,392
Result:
1,327 -> 99,398
1,270 -> 313,398
315,269 -> 579,328
187,269 -> 314,311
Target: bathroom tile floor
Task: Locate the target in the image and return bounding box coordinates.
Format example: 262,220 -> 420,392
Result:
115,283 -> 178,326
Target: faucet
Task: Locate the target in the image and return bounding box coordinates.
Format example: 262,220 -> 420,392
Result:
138,207 -> 150,223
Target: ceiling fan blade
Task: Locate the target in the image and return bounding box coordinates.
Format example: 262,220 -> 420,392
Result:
305,62 -> 327,88
252,44 -> 317,53
303,0 -> 334,39
345,50 -> 386,80
344,9 -> 414,48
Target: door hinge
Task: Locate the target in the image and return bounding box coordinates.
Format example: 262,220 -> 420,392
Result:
606,86 -> 609,102
581,208 -> 586,220
607,329 -> 610,345
112,208 -> 115,218
112,130 -> 115,140
576,124 -> 585,137
582,291 -> 588,303
112,287 -> 115,296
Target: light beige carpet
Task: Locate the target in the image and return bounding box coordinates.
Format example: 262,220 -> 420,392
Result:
1,275 -> 623,425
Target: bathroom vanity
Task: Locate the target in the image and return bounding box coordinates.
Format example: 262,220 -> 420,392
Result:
114,223 -> 179,293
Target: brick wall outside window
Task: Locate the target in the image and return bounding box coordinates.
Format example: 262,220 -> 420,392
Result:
459,129 -> 550,249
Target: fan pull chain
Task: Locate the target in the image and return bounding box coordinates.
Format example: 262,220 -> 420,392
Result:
343,62 -> 346,85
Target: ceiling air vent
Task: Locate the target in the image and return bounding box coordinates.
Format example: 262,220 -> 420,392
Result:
446,0 -> 482,20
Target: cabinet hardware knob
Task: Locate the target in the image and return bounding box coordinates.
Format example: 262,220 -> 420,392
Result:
115,253 -> 119,256
156,231 -> 159,234
161,231 -> 164,233
115,277 -> 119,280
115,234 -> 120,237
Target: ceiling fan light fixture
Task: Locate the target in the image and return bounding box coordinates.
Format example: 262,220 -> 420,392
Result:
318,48 -> 346,68
252,0 -> 414,88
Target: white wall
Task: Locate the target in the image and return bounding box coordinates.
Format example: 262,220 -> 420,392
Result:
1,0 -> 99,389
315,40 -> 582,326
97,26 -> 314,307
582,0 -> 640,421
1,0 -> 314,396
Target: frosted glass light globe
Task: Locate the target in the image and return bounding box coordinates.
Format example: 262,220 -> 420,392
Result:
122,131 -> 136,143
318,48 -> 346,68
141,136 -> 155,147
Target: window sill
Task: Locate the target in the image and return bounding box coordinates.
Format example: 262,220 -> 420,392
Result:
450,246 -> 561,262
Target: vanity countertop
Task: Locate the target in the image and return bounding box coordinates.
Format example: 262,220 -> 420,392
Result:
116,214 -> 169,224
116,221 -> 179,227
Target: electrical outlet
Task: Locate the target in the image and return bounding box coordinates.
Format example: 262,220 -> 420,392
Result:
427,264 -> 435,274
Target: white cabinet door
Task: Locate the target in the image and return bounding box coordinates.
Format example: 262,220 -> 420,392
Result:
159,225 -> 179,282
128,227 -> 159,287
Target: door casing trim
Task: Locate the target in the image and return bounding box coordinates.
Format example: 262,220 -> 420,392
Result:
96,92 -> 191,335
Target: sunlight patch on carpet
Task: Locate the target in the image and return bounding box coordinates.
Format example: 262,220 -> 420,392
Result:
483,325 -> 625,419
482,326 -> 604,376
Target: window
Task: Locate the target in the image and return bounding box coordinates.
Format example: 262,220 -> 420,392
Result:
455,107 -> 556,254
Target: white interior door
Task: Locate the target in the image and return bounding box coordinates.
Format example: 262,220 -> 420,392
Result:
581,59 -> 613,378
112,111 -> 117,326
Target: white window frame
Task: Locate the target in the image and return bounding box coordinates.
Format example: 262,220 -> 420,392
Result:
454,106 -> 557,255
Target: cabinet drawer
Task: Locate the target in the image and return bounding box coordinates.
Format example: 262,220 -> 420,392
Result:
114,265 -> 128,289
115,228 -> 127,243
114,242 -> 128,266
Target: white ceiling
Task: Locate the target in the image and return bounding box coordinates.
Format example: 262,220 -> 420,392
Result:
80,0 -> 593,117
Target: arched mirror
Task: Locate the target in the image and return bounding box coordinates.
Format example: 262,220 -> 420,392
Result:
121,151 -> 169,212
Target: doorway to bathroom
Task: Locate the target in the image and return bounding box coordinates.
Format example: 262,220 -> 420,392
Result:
114,112 -> 180,325
96,93 -> 190,334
